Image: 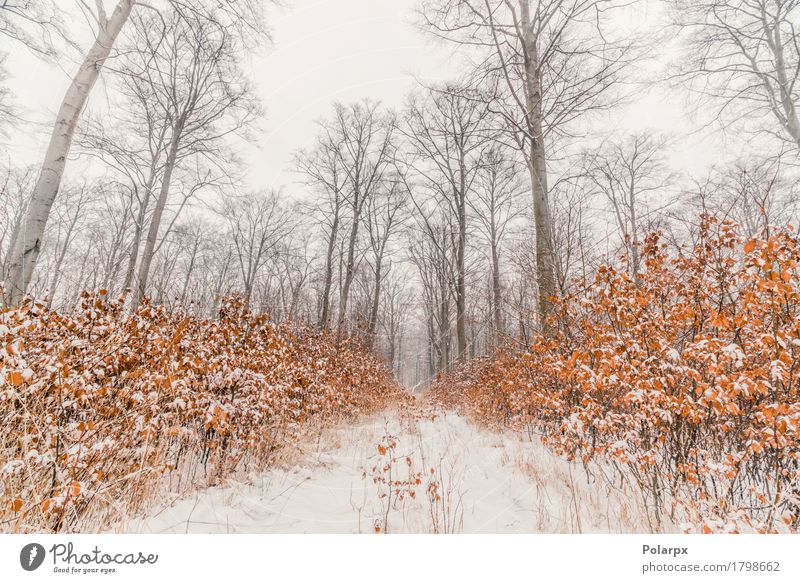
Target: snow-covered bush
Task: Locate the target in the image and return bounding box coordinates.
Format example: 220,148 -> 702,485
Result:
427,216 -> 800,533
0,294 -> 407,532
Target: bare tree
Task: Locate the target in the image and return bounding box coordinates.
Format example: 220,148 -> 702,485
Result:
223,190 -> 294,310
43,183 -> 93,307
380,273 -> 416,374
76,52 -> 174,295
169,217 -> 207,304
273,233 -> 315,323
90,184 -> 135,293
364,175 -> 408,347
681,154 -> 798,238
3,0 -> 136,305
585,133 -> 673,280
295,129 -> 347,329
421,0 -> 638,333
402,83 -> 492,361
126,8 -> 259,308
202,230 -> 236,316
470,144 -> 524,344
318,101 -> 396,336
0,164 -> 34,282
673,0 -> 800,148
548,172 -> 597,296
0,54 -> 15,137
407,218 -> 455,375
2,0 -> 267,306
0,0 -> 69,58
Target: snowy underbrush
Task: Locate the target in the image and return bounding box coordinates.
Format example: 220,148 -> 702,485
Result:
356,409 -> 663,534
0,293 -> 408,533
427,218 -> 800,533
121,409 -> 658,534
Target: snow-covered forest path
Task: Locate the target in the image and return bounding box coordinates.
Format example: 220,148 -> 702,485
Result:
123,411 -> 649,534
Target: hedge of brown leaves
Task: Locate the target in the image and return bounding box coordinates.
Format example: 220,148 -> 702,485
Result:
427,217 -> 800,533
0,294 -> 407,532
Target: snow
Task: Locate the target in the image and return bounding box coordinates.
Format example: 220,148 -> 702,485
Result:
722,342 -> 745,366
119,411 -> 654,534
1,460 -> 24,475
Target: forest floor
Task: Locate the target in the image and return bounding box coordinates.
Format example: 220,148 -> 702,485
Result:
121,409 -> 657,534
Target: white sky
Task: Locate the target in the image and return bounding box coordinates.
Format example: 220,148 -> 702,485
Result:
1,0 -> 731,196
2,0 -> 457,190
246,0 -> 459,192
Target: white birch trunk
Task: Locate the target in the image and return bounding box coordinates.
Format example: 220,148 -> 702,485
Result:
3,0 -> 135,306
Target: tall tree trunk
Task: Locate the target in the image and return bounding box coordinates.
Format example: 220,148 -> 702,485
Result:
365,256 -> 382,347
123,164 -> 160,292
319,209 -> 340,329
180,239 -> 200,303
520,1 -> 557,334
455,210 -> 467,361
490,236 -> 503,343
770,21 -> 800,147
336,198 -> 362,335
133,122 -> 182,309
3,0 -> 135,306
